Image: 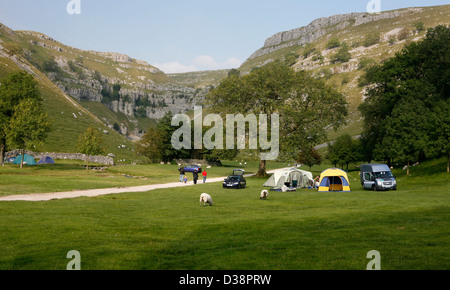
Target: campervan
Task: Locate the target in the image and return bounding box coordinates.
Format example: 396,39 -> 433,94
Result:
360,164 -> 397,191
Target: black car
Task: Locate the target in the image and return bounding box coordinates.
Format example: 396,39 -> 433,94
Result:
223,169 -> 246,189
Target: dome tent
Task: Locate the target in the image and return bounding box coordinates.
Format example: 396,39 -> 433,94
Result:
263,168 -> 314,189
13,154 -> 37,166
38,156 -> 55,164
318,168 -> 351,192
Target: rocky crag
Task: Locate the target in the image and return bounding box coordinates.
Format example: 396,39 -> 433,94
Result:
249,8 -> 423,60
1,25 -> 210,139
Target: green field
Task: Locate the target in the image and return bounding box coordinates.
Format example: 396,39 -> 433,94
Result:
0,158 -> 448,270
0,160 -> 290,196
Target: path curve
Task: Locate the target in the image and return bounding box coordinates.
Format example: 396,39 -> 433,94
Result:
0,168 -> 289,202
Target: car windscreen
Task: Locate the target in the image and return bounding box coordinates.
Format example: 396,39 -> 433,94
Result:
227,176 -> 240,181
374,171 -> 393,178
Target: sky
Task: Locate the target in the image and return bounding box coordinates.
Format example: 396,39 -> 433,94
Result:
0,0 -> 448,73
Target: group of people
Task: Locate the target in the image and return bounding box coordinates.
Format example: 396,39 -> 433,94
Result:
179,167 -> 207,184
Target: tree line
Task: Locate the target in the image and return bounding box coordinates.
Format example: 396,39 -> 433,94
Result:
359,25 -> 449,174
0,72 -> 51,168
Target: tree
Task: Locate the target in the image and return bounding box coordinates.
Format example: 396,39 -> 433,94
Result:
206,61 -> 348,176
155,111 -> 184,162
0,71 -> 42,166
373,99 -> 430,175
296,148 -> 322,170
6,99 -> 51,169
77,127 -> 105,172
227,69 -> 240,78
137,126 -> 162,163
425,99 -> 450,172
327,134 -> 362,171
359,25 -> 449,172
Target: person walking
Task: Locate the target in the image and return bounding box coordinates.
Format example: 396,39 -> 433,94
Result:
193,170 -> 198,185
202,170 -> 207,183
179,167 -> 185,183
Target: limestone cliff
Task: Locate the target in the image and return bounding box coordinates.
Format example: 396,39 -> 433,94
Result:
249,8 -> 423,60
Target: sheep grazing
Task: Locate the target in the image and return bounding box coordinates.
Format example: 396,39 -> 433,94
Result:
260,190 -> 269,200
200,193 -> 214,206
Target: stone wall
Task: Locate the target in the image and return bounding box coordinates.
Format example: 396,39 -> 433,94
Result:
174,159 -> 222,167
5,150 -> 114,165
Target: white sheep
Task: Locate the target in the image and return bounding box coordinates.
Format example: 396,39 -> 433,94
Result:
200,193 -> 214,206
260,190 -> 269,200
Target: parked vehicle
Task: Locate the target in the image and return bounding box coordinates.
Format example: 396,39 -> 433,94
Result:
223,169 -> 246,189
360,164 -> 397,191
183,164 -> 202,173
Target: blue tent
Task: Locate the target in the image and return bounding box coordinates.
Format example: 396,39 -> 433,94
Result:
38,156 -> 55,165
13,154 -> 37,166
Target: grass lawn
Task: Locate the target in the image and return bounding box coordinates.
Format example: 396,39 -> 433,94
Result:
0,158 -> 448,270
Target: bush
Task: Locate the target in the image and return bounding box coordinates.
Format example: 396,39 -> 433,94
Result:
388,36 -> 396,46
284,52 -> 299,66
364,32 -> 381,47
42,57 -> 61,73
358,57 -> 377,70
319,68 -> 333,79
413,21 -> 425,33
332,43 -> 351,63
311,51 -> 324,63
303,43 -> 317,58
398,27 -> 411,40
67,60 -> 85,79
326,38 -> 341,49
341,74 -> 350,85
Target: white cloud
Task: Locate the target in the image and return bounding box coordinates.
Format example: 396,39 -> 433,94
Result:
154,61 -> 197,74
192,55 -> 220,69
155,55 -> 243,74
193,55 -> 243,71
224,57 -> 242,68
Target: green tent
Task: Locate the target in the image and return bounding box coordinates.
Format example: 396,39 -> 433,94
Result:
13,154 -> 37,166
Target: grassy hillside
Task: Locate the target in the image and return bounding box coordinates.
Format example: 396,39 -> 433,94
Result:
240,5 -> 450,139
0,39 -> 139,163
0,22 -> 197,140
168,69 -> 230,89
